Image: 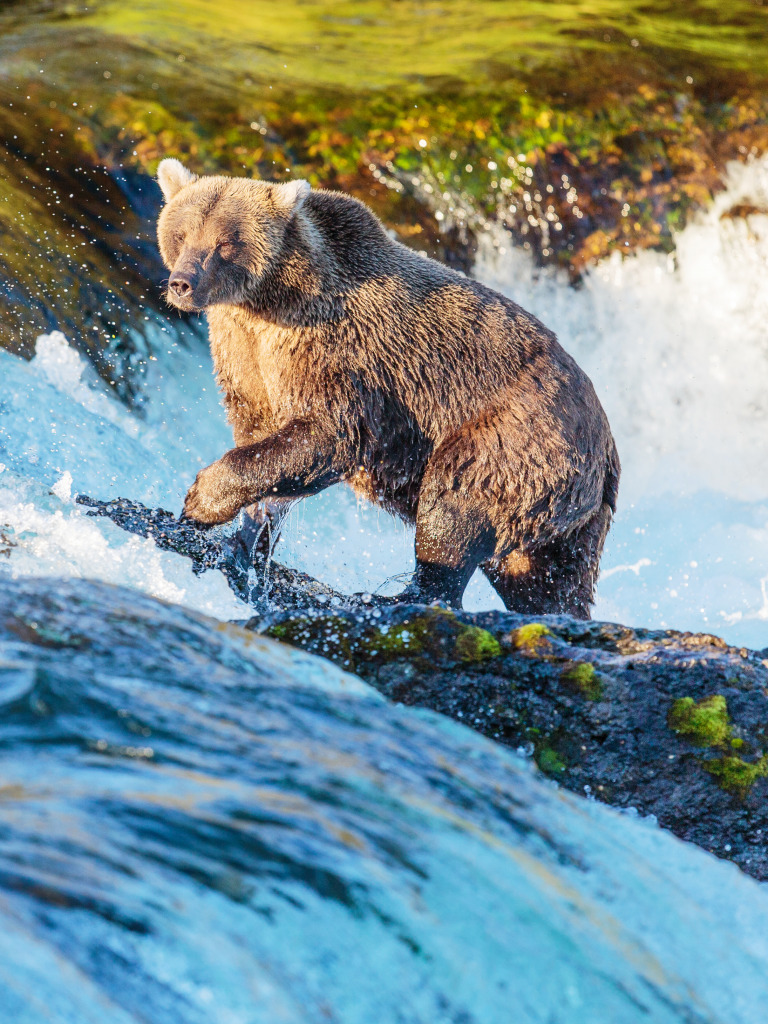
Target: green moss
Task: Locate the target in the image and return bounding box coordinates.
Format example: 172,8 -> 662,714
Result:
667,695 -> 766,794
560,662 -> 603,701
265,623 -> 288,641
265,615 -> 355,666
363,610 -> 501,665
266,609 -> 502,669
364,620 -> 428,658
703,755 -> 768,797
668,695 -> 732,747
453,625 -> 502,664
267,608 -> 455,667
536,746 -> 566,776
511,623 -> 553,655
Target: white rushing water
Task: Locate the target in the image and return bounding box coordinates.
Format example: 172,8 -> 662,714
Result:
475,154 -> 768,645
4,574 -> 768,1024
3,157 -> 766,1024
0,326 -> 245,620
0,155 -> 766,646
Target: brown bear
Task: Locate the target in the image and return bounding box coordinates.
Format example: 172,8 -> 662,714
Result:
156,158 -> 619,617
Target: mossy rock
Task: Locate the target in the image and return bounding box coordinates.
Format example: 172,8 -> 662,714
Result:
560,661 -> 603,701
362,611 -> 502,665
536,745 -> 566,776
453,624 -> 502,664
668,694 -> 732,747
702,755 -> 768,798
510,623 -> 553,656
265,615 -> 357,668
360,618 -> 433,659
266,607 -> 502,670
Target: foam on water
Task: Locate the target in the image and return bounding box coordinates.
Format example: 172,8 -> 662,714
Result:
0,156 -> 766,645
0,328 -> 244,620
473,154 -> 768,644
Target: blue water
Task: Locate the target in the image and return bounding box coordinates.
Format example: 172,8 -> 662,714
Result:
1,574 -> 768,1023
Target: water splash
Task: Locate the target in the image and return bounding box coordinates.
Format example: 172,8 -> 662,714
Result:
0,160 -> 766,644
0,329 -> 243,621
476,155 -> 768,502
473,154 -> 768,643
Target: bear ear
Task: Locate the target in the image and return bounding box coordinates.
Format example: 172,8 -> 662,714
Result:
273,179 -> 311,213
157,158 -> 197,202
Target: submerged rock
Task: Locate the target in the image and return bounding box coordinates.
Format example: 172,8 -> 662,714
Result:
1,574 -> 768,1023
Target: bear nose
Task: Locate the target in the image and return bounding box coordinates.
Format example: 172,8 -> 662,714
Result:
169,271 -> 194,297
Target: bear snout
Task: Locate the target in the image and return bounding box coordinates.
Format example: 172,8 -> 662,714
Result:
167,269 -> 200,308
169,271 -> 193,297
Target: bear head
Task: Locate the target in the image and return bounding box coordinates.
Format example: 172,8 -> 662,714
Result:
156,158 -> 311,312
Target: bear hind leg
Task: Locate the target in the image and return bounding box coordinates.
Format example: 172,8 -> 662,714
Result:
482,502 -> 612,620
398,487 -> 497,608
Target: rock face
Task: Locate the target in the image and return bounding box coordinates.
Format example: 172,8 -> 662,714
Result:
2,1 -> 767,401
81,495 -> 768,881
2,574 -> 768,1023
249,603 -> 768,881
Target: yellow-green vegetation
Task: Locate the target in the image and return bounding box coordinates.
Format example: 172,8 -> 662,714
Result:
536,745 -> 566,776
668,693 -> 768,797
2,0 -> 767,284
56,1 -> 768,93
2,0 -> 767,385
702,755 -> 768,798
363,618 -> 432,658
511,623 -> 553,655
668,694 -> 732,747
453,625 -> 502,664
265,609 -> 501,669
359,610 -> 502,665
265,615 -> 356,667
383,615 -> 500,663
560,662 -> 603,701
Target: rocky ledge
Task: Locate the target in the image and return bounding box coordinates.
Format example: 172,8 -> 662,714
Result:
248,602 -> 768,880
82,494 -> 768,881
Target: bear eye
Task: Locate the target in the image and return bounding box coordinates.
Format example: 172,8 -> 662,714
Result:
217,240 -> 239,260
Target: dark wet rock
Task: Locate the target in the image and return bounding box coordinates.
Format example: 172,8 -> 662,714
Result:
76,494 -> 344,610
2,574 -> 768,1022
86,495 -> 768,880
247,604 -> 768,881
0,92 -> 178,404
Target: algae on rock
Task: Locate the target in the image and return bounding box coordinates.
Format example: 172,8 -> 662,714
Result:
253,600 -> 768,881
1,0 -> 768,394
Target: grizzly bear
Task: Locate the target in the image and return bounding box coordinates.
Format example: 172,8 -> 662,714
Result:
156,158 -> 619,617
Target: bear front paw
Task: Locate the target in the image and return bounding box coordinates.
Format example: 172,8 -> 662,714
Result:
182,460 -> 249,526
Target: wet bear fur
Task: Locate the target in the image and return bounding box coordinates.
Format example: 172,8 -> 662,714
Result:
156,158 -> 620,616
